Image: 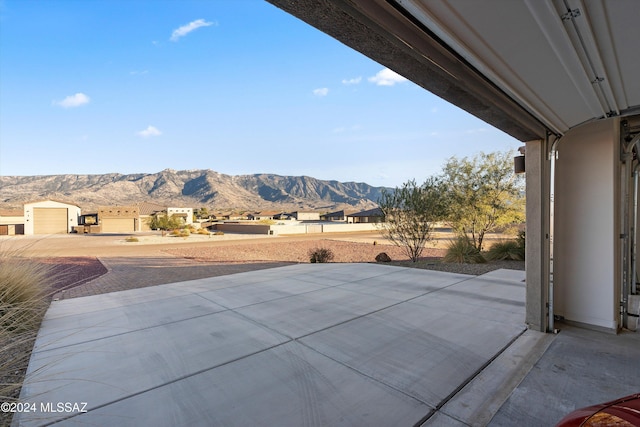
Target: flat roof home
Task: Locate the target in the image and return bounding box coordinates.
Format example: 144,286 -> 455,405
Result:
0,209 -> 25,235
346,207 -> 384,224
247,211 -> 281,221
292,211 -> 320,221
98,206 -> 140,233
167,207 -> 193,225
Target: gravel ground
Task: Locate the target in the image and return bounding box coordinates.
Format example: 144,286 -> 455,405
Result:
41,257 -> 109,294
165,239 -> 445,263
165,238 -> 524,274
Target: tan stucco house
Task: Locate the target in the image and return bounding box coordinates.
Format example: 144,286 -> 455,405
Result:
0,209 -> 25,235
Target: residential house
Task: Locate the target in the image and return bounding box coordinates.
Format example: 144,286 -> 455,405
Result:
98,206 -> 140,233
292,211 -> 320,221
247,211 -> 281,221
346,207 -> 384,224
23,199 -> 81,235
168,207 -> 194,226
138,202 -> 168,231
0,209 -> 25,235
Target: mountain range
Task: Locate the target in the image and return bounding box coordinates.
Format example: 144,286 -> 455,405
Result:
0,169 -> 387,212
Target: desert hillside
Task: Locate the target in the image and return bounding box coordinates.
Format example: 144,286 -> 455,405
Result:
0,169 -> 387,212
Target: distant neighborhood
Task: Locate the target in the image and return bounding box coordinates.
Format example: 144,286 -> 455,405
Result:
0,199 -> 384,236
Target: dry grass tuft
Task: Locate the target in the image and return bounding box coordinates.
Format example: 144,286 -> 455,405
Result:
443,237 -> 486,264
0,254 -> 51,333
0,247 -> 57,425
485,239 -> 524,261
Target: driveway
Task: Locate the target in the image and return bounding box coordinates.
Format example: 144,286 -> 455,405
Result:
15,264 -> 531,426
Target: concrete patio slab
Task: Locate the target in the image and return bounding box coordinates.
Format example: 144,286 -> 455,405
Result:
62,342 -> 431,427
34,293 -> 227,351
488,324 -> 640,426
300,295 -> 525,408
195,277 -> 329,309
15,264 -> 528,427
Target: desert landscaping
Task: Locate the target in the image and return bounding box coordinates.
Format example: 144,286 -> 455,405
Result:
0,229 -> 525,426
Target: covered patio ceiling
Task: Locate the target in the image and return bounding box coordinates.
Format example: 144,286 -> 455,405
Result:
267,0 -> 640,142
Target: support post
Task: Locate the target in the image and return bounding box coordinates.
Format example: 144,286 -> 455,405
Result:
525,138 -> 550,332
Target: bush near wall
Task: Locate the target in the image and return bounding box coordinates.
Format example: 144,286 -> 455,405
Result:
443,237 -> 486,264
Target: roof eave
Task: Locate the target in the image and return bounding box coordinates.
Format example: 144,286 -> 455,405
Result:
266,0 -> 549,141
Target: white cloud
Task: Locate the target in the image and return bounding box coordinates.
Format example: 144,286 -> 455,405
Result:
54,93 -> 90,108
137,125 -> 162,138
333,124 -> 362,133
368,68 -> 408,86
313,87 -> 329,97
130,70 -> 149,76
465,128 -> 489,134
170,19 -> 215,41
342,77 -> 362,85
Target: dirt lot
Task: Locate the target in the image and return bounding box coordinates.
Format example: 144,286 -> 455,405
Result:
2,230 -> 524,298
165,238 -> 445,263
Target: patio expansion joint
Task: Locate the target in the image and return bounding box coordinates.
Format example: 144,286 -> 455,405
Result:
41,297 -> 306,425
42,339 -> 295,427
294,338 -> 435,412
415,327 -> 529,427
39,267 -> 522,426
34,293 -> 231,354
286,272 -> 482,343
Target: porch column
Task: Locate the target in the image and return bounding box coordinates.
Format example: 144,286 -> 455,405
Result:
525,138 -> 549,332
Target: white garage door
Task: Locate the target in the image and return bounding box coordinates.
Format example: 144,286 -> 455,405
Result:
34,208 -> 68,234
101,218 -> 135,233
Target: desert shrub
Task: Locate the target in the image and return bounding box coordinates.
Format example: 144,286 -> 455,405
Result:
125,236 -> 139,243
309,247 -> 334,263
197,228 -> 210,235
0,256 -> 51,333
0,331 -> 38,420
443,237 -> 486,264
179,229 -> 190,237
169,229 -> 181,236
375,252 -> 392,262
213,231 -> 224,236
0,250 -> 55,420
486,240 -> 524,261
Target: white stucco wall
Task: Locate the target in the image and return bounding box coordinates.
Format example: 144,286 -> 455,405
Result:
0,215 -> 25,226
23,200 -> 81,235
554,119 -> 619,330
168,207 -> 193,225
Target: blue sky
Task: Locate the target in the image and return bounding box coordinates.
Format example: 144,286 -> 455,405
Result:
0,0 -> 521,187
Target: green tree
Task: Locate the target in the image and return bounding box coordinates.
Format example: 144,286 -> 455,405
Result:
378,178 -> 448,262
146,213 -> 182,234
440,151 -> 524,251
195,207 -> 210,220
